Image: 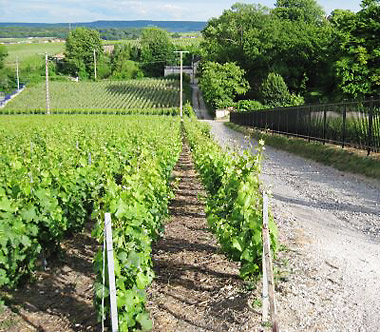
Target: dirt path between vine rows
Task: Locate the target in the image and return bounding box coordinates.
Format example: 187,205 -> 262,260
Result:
207,120 -> 380,332
146,142 -> 260,332
0,222 -> 100,332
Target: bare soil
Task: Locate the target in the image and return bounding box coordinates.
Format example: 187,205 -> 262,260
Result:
146,142 -> 260,332
0,222 -> 100,332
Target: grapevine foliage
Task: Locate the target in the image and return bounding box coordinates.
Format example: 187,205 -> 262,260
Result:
0,115 -> 182,332
184,118 -> 278,279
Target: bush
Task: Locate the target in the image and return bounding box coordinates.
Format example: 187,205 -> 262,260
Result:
199,61 -> 250,109
235,99 -> 265,111
288,93 -> 305,106
111,60 -> 143,79
260,72 -> 291,107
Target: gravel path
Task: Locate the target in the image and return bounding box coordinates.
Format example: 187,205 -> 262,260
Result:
206,120 -> 380,332
191,80 -> 212,120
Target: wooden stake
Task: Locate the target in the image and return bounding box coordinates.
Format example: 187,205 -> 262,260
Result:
262,193 -> 279,332
104,213 -> 118,332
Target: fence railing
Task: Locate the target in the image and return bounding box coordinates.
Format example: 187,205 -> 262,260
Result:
230,98 -> 380,155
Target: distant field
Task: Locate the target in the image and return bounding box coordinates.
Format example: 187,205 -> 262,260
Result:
103,37 -> 202,48
3,78 -> 182,114
0,37 -> 60,44
4,42 -> 65,67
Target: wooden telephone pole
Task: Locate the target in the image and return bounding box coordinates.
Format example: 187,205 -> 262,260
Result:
16,56 -> 20,91
45,52 -> 50,114
93,49 -> 97,80
174,50 -> 189,118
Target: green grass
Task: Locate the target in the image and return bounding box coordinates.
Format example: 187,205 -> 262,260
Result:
226,122 -> 380,180
3,78 -> 186,113
4,42 -> 65,68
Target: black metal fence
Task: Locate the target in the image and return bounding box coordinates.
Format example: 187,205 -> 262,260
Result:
230,98 -> 380,154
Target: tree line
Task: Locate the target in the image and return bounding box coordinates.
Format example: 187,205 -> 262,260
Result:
199,0 -> 380,110
0,26 -> 142,40
62,27 -> 195,80
0,26 -> 197,93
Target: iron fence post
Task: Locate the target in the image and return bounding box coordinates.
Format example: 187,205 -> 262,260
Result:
323,106 -> 327,145
367,97 -> 374,156
308,106 -> 311,142
342,100 -> 347,148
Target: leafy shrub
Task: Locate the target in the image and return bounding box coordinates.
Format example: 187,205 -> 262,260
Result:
260,72 -> 291,107
235,99 -> 265,111
184,119 -> 277,279
199,61 -> 250,109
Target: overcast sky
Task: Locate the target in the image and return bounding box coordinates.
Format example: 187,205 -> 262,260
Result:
0,0 -> 363,23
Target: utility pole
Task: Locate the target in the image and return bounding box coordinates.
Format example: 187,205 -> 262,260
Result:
69,23 -> 72,34
93,49 -> 97,80
174,50 -> 189,118
192,54 -> 195,85
45,52 -> 50,114
16,56 -> 20,91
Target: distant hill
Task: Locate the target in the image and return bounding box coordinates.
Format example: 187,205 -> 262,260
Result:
0,21 -> 207,33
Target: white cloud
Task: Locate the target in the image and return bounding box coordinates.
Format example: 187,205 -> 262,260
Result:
0,0 -> 362,23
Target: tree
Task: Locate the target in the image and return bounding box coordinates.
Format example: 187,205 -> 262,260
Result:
140,27 -> 174,77
199,61 -> 250,109
332,0 -> 380,98
65,27 -> 103,79
0,45 -> 16,93
273,0 -> 326,24
260,72 -> 291,107
201,2 -> 332,101
0,45 -> 7,70
260,72 -> 305,107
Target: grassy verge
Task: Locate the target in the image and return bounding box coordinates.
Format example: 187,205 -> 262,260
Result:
225,122 -> 380,180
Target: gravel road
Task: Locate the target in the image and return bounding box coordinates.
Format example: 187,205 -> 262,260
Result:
191,80 -> 212,120
206,120 -> 380,332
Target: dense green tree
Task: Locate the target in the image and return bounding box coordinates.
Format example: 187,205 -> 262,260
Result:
260,72 -> 291,107
140,27 -> 175,76
201,2 -> 332,101
331,0 -> 380,98
273,0 -> 325,24
199,61 -> 249,109
65,27 -> 103,79
0,45 -> 7,70
0,45 -> 17,93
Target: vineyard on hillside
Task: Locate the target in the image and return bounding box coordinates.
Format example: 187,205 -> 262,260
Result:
104,36 -> 202,49
2,78 -> 185,114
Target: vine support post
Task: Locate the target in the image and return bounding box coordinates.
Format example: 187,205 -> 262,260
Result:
262,192 -> 279,332
104,213 -> 118,332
